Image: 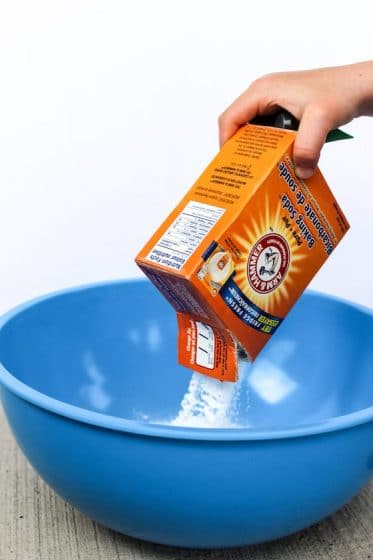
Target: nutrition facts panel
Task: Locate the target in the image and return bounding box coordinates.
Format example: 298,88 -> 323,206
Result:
146,200 -> 225,271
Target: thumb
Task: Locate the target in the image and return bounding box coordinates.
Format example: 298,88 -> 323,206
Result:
293,104 -> 330,179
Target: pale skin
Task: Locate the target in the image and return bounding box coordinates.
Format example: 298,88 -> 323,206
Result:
219,61 -> 373,179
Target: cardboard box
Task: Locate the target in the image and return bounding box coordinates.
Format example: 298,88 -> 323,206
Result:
136,124 -> 349,381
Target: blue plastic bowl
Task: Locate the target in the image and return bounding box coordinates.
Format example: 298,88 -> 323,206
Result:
0,279 -> 372,549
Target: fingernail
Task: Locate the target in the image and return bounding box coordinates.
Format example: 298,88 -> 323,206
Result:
295,166 -> 314,180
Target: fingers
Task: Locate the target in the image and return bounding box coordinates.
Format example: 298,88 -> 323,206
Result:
218,91 -> 260,147
219,77 -> 336,181
293,104 -> 331,179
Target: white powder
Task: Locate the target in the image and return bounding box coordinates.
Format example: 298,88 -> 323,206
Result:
133,360 -> 251,429
167,360 -> 250,428
135,343 -> 297,428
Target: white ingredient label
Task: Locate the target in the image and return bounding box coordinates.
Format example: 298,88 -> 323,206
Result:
146,200 -> 225,271
195,321 -> 215,369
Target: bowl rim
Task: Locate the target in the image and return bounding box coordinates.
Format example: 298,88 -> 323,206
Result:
0,278 -> 372,442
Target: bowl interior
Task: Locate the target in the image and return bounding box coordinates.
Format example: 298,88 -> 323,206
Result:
0,281 -> 372,430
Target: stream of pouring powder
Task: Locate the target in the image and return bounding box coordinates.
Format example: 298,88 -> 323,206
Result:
169,361 -> 249,428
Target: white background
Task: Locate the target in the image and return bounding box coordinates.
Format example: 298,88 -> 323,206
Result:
0,0 -> 372,313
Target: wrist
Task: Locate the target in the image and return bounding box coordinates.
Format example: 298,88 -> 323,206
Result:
350,61 -> 373,117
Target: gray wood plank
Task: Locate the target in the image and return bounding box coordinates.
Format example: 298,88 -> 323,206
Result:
0,405 -> 372,560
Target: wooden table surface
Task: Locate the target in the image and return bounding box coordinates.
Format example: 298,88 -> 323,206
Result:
0,405 -> 372,560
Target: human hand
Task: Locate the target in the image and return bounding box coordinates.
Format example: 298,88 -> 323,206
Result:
219,61 -> 373,179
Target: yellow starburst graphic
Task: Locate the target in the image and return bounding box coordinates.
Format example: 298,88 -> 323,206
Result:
231,196 -> 306,313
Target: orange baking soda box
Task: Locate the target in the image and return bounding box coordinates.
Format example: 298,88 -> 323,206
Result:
136,117 -> 350,381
